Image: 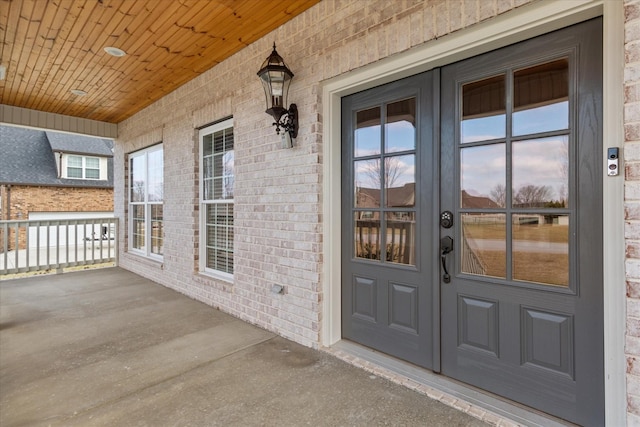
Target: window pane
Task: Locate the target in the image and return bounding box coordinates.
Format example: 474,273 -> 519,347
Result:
460,144 -> 505,208
354,159 -> 381,208
205,203 -> 234,274
384,155 -> 415,208
354,212 -> 380,261
513,59 -> 569,136
85,168 -> 99,179
512,214 -> 569,287
148,148 -> 163,202
130,155 -> 146,202
132,205 -> 146,251
512,136 -> 569,208
386,98 -> 416,153
151,204 -> 163,256
386,211 -> 415,265
85,157 -> 99,168
68,167 -> 82,178
355,107 -> 381,157
461,213 -> 506,279
68,156 -> 82,167
461,75 -> 506,143
203,134 -> 213,157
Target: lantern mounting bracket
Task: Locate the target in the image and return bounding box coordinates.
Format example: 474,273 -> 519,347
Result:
273,103 -> 298,138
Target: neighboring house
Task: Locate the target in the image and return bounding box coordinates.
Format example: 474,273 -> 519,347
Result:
0,125 -> 114,250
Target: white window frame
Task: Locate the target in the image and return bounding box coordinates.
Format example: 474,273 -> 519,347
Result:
128,144 -> 163,260
199,118 -> 234,281
65,154 -> 102,180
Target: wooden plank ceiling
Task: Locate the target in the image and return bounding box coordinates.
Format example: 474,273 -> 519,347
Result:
0,0 -> 319,123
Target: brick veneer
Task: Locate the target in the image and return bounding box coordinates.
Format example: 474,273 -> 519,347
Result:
112,0 -> 639,423
0,185 -> 113,250
626,0 -> 640,423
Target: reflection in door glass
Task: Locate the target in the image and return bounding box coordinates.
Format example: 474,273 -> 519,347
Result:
461,213 -> 506,279
384,154 -> 415,208
461,75 -> 506,143
512,214 -> 569,286
354,159 -> 381,208
513,59 -> 569,136
354,212 -> 380,261
355,107 -> 381,157
513,136 -> 569,208
460,144 -> 505,208
386,98 -> 416,153
385,212 -> 415,265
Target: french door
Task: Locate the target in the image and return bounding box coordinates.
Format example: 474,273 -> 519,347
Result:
342,18 -> 603,425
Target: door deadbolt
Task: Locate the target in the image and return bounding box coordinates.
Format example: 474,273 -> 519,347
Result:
440,211 -> 453,228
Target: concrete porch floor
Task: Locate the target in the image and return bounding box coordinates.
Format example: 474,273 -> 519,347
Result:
0,267 -> 487,426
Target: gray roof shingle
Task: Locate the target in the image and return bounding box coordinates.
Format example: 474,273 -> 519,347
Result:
0,125 -> 113,188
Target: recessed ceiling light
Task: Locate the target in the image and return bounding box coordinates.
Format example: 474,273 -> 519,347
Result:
71,89 -> 87,96
104,46 -> 127,57
0,64 -> 6,80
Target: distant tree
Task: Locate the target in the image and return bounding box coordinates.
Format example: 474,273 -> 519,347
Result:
490,184 -> 506,208
362,156 -> 408,189
514,184 -> 554,208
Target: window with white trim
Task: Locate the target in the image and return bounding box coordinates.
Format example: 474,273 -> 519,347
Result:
66,155 -> 101,179
129,144 -> 163,259
199,119 -> 234,278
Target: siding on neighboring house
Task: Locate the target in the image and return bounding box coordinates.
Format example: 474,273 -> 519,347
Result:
112,0 -> 639,423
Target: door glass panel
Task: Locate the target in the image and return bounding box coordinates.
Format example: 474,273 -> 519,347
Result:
513,59 -> 569,136
460,144 -> 505,208
461,213 -> 506,278
354,212 -> 380,261
385,154 -> 415,208
386,98 -> 416,153
513,136 -> 569,208
386,212 -> 415,265
354,159 -> 381,208
512,214 -> 569,287
461,75 -> 506,143
355,107 -> 381,157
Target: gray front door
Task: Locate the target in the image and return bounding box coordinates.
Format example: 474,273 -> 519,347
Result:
341,72 -> 438,369
342,18 -> 603,425
440,18 -> 603,425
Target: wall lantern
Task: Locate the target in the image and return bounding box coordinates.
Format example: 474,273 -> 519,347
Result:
257,43 -> 298,148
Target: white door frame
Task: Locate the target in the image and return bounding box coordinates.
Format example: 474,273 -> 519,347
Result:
321,0 -> 625,424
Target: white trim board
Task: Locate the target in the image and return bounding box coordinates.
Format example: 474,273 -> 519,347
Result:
321,0 -> 625,425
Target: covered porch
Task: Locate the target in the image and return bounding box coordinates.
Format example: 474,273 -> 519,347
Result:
0,268 -> 487,426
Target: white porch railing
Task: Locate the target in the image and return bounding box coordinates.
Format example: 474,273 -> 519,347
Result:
0,218 -> 118,275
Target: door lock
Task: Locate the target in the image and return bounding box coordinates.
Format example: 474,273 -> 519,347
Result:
440,211 -> 453,229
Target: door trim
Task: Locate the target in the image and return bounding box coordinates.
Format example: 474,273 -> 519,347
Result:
321,0 -> 625,424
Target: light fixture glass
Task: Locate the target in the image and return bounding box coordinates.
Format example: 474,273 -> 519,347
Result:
257,43 -> 298,142
104,46 -> 127,57
70,89 -> 87,96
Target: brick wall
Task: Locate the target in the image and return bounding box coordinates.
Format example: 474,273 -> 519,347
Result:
115,0 -> 535,348
626,0 -> 640,422
0,184 -> 113,250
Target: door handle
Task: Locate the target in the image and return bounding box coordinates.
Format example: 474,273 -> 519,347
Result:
440,236 -> 453,283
